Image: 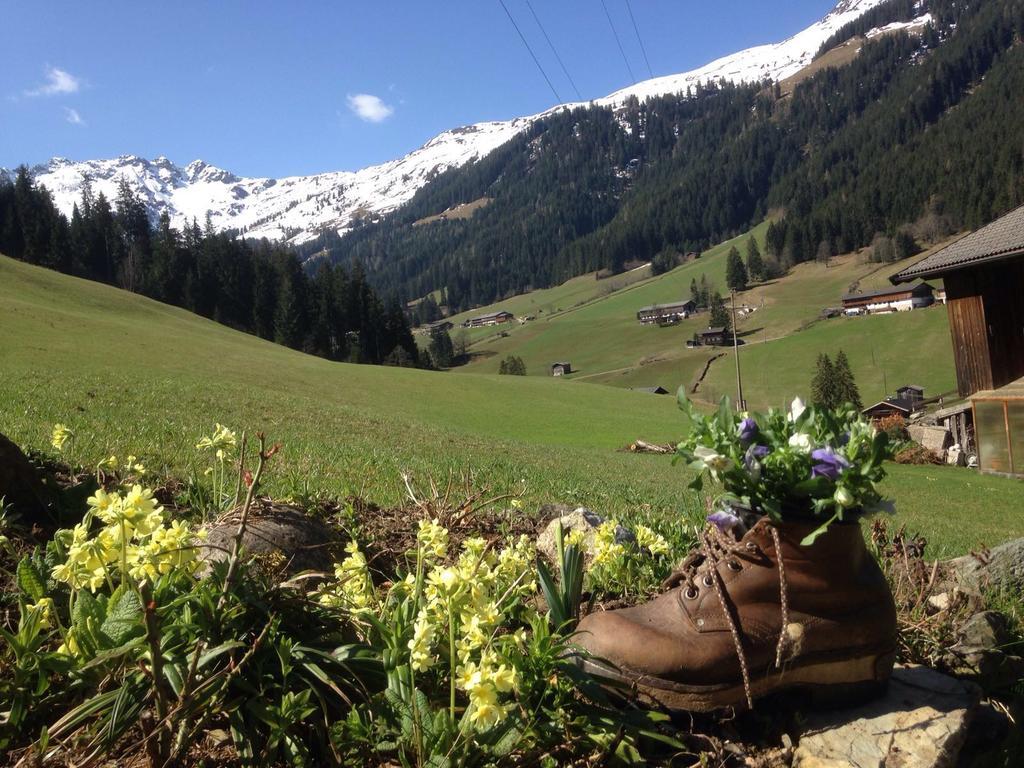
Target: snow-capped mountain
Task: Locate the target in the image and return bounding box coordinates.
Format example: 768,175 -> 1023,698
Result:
3,0 -> 919,247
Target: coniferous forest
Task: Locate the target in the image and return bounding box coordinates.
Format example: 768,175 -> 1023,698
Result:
0,173 -> 420,367
301,0 -> 1024,311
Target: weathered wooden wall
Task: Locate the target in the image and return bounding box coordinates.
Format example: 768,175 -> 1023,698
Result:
943,256 -> 1024,397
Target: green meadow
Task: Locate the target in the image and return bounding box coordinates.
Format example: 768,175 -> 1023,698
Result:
1,253 -> 1021,557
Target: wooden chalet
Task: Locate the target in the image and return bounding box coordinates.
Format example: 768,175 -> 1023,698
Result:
841,282 -> 935,313
463,310 -> 514,328
420,319 -> 453,335
636,300 -> 695,325
862,396 -> 919,421
892,203 -> 1024,476
699,326 -> 728,346
551,361 -> 572,376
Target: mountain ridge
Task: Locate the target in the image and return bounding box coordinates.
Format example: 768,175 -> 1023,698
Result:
1,0 -> 897,248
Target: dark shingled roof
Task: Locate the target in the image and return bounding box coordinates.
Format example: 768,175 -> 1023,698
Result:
841,281 -> 932,302
892,203 -> 1024,283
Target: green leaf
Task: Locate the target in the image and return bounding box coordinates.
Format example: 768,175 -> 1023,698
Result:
16,557 -> 47,602
198,640 -> 245,669
99,585 -> 143,647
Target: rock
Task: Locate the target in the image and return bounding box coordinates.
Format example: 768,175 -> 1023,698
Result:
199,501 -> 340,576
944,537 -> 1024,595
957,611 -> 1011,650
536,507 -> 634,564
793,664 -> 979,768
908,424 -> 952,454
928,592 -> 952,612
0,431 -> 58,529
944,611 -> 1024,686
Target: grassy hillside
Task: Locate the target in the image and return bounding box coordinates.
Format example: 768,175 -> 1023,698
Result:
447,225 -> 959,408
1,254 -> 1021,557
452,223 -> 762,384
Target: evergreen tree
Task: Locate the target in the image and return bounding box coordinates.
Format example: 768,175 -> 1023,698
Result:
746,236 -> 765,282
428,329 -> 455,368
833,350 -> 863,410
708,292 -> 731,335
726,246 -> 748,292
810,353 -> 838,410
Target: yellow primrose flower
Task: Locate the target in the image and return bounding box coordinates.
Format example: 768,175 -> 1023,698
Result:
51,423 -> 73,451
490,664 -> 518,694
427,566 -> 462,598
468,684 -> 506,730
196,423 -> 237,452
416,518 -> 449,560
635,525 -> 670,557
26,597 -> 56,630
98,455 -> 118,470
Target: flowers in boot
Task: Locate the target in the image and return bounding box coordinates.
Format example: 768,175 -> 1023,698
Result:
675,392 -> 892,544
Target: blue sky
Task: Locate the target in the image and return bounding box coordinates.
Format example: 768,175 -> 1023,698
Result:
1,1 -> 835,178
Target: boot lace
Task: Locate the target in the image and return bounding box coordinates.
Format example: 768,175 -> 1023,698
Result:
664,522 -> 790,709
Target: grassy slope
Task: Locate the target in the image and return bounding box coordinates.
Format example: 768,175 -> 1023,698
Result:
0,255 -> 1020,557
0,255 -> 697,520
452,223 -> 760,386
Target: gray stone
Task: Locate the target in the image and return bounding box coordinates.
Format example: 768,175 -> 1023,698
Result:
793,664 -> 979,768
536,507 -> 634,564
957,611 -> 1011,650
198,501 -> 339,576
945,537 -> 1024,595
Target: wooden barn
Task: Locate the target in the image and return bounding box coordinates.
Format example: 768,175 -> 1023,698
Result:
841,282 -> 935,313
636,300 -> 695,325
550,361 -> 572,376
699,327 -> 729,346
892,203 -> 1024,475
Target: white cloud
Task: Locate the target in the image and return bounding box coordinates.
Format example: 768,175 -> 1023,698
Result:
64,107 -> 85,126
26,66 -> 82,97
346,93 -> 394,123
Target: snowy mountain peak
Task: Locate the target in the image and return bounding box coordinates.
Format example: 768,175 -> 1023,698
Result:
14,0 -> 905,246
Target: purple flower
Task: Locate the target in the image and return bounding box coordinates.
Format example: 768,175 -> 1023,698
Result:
707,509 -> 742,533
810,447 -> 851,481
737,417 -> 759,445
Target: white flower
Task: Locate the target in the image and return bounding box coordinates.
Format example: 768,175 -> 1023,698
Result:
789,397 -> 807,422
834,486 -> 855,508
694,446 -> 733,472
788,432 -> 812,453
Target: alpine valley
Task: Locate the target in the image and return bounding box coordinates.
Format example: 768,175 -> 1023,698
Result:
4,0 -> 1023,314
5,0 -> 918,246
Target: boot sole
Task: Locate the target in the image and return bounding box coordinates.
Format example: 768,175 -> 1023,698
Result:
579,646 -> 896,713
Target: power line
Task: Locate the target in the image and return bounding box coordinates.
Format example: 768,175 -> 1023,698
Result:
600,0 -> 636,85
624,0 -> 653,79
498,0 -> 563,103
524,0 -> 582,101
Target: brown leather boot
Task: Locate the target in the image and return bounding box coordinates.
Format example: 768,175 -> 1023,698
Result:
573,516 -> 897,712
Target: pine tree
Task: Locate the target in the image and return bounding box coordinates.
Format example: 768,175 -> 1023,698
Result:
726,246 -> 748,292
833,350 -> 863,410
428,329 -> 454,368
746,236 -> 765,282
810,353 -> 838,409
709,292 -> 731,335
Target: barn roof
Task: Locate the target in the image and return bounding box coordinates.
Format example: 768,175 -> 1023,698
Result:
841,281 -> 932,302
702,326 -> 726,334
862,397 -> 917,415
892,203 -> 1024,282
637,300 -> 695,313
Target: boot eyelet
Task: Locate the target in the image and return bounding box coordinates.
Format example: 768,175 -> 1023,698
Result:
745,542 -> 757,551
702,574 -> 714,587
684,586 -> 699,600
727,560 -> 742,572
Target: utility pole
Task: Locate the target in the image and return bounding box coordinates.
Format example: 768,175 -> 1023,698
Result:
731,290 -> 745,411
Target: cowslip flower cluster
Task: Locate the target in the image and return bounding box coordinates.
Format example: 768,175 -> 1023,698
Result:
51,485 -> 199,591
195,423 -> 238,455
319,541 -> 377,613
634,524 -> 670,557
51,423 -> 73,452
